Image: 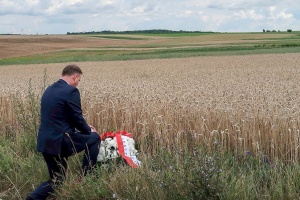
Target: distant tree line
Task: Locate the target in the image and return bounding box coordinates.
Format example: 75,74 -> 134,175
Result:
0,34 -> 21,35
66,29 -> 215,35
263,29 -> 292,33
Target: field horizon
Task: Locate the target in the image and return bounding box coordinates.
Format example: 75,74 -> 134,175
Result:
1,31 -> 300,65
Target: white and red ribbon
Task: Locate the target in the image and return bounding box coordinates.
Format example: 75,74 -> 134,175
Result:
100,131 -> 141,168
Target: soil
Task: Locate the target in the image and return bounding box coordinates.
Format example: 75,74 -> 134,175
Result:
0,34 -> 162,59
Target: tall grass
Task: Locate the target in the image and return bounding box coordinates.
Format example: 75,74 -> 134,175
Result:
1,54 -> 300,199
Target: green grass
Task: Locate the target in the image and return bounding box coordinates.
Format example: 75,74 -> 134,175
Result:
89,35 -> 148,40
2,127 -> 300,199
133,32 -> 217,37
130,31 -> 299,37
2,43 -> 300,66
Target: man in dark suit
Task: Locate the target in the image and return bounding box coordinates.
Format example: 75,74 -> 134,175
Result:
26,64 -> 100,200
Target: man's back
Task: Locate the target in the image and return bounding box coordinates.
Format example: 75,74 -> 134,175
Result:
26,64 -> 100,200
37,79 -> 90,154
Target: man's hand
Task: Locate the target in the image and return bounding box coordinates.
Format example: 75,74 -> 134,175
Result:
89,125 -> 97,133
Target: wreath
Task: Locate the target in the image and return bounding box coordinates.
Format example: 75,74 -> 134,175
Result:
97,131 -> 141,168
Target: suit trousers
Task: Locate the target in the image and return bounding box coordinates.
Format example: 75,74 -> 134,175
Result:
26,132 -> 100,200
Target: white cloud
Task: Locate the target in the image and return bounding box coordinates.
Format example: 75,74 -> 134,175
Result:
234,10 -> 265,20
0,0 -> 299,34
267,7 -> 293,20
269,6 -> 276,12
277,11 -> 293,19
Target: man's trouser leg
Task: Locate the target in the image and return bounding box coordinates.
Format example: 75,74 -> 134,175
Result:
26,153 -> 68,200
63,132 -> 100,175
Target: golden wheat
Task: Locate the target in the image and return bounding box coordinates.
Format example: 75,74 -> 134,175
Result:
1,53 -> 300,162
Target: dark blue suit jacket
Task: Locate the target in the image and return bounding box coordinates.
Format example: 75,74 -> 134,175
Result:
37,79 -> 91,155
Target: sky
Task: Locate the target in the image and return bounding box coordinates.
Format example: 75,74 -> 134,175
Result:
0,0 -> 299,34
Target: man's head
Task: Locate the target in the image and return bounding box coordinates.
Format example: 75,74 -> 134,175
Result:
61,64 -> 82,87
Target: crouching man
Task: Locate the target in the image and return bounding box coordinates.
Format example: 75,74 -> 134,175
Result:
26,64 -> 100,200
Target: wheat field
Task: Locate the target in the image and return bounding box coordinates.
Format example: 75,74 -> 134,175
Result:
1,53 -> 300,163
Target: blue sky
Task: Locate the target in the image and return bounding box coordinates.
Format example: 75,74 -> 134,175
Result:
0,0 -> 299,34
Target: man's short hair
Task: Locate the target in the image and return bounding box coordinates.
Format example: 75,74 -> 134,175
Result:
62,64 -> 83,76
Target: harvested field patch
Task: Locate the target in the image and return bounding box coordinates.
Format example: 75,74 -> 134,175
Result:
0,35 -> 164,59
